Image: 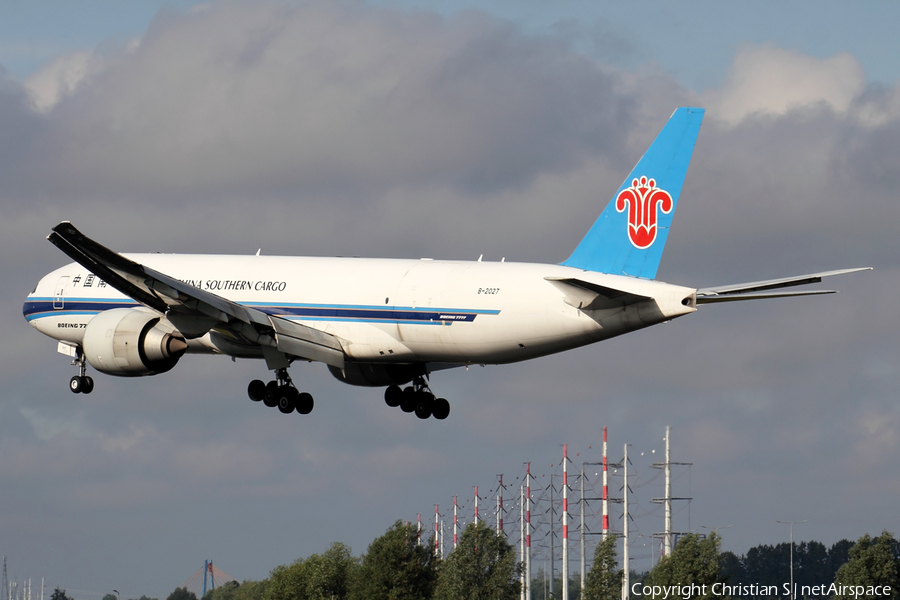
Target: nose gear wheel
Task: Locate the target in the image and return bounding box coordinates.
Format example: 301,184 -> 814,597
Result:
68,347 -> 94,394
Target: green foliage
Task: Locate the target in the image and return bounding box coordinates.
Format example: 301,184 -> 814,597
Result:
349,520 -> 437,600
720,538 -> 854,591
203,580 -> 266,600
643,533 -> 725,600
433,521 -> 521,600
50,589 -> 73,600
582,535 -> 622,600
102,594 -> 117,600
167,588 -> 198,600
264,542 -> 359,600
831,531 -> 900,599
528,569 -> 581,600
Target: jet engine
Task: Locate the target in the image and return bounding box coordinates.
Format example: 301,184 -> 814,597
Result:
328,362 -> 425,387
82,308 -> 187,376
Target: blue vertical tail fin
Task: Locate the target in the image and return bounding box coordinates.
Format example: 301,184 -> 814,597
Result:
562,107 -> 704,279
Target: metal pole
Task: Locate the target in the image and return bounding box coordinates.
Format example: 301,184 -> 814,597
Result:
580,461 -> 586,592
622,444 -> 629,600
498,474 -> 504,535
435,505 -> 440,557
664,426 -> 672,556
526,463 -> 532,600
603,427 -> 609,540
550,474 -> 555,600
776,520 -> 808,600
475,486 -> 479,524
521,486 -> 526,600
563,445 -> 569,600
454,496 -> 459,550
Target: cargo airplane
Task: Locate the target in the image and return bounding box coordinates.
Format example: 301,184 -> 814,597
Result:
23,108 -> 869,419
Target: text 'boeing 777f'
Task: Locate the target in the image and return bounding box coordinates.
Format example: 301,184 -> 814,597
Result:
23,108 -> 870,419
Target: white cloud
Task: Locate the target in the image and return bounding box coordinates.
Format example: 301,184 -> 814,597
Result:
705,46 -> 866,125
23,50 -> 105,112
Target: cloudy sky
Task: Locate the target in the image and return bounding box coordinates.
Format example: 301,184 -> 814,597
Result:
2,0 -> 899,597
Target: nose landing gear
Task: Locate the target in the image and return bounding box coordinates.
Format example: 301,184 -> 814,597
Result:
384,377 -> 450,420
69,348 -> 94,394
247,368 -> 314,415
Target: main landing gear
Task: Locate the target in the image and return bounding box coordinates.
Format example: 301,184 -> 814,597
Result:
69,348 -> 94,394
384,377 -> 450,420
247,367 -> 314,415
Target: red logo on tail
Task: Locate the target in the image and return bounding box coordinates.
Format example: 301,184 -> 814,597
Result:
615,176 -> 672,249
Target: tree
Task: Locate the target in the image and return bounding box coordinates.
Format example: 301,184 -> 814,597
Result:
102,594 -> 117,600
50,589 -> 73,600
264,542 -> 359,600
349,520 -> 437,600
642,533 -> 727,600
831,531 -> 899,599
582,535 -> 622,600
433,521 -> 521,600
167,589 -> 198,600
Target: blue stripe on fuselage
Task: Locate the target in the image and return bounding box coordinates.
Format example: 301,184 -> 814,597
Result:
23,298 -> 500,325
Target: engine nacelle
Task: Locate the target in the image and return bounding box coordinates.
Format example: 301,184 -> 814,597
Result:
328,362 -> 426,387
83,308 -> 187,377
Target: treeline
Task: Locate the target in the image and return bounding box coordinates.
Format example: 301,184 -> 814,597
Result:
719,539 -> 854,593
633,531 -> 899,599
86,526 -> 898,600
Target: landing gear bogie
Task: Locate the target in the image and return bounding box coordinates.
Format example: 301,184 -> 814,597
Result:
250,368 -> 314,416
387,377 -> 450,420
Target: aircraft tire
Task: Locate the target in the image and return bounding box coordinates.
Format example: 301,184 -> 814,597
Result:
384,385 -> 402,407
296,392 -> 314,415
82,376 -> 94,394
432,398 -> 450,420
414,399 -> 433,420
69,376 -> 84,394
248,379 -> 266,402
400,387 -> 416,412
263,381 -> 279,407
277,388 -> 297,414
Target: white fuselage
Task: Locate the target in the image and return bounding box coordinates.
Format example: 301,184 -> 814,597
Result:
25,254 -> 697,367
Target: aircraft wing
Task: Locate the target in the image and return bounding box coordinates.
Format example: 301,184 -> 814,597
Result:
696,267 -> 872,304
47,222 -> 345,369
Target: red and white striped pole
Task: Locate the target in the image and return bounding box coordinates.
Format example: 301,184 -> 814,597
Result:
526,462 -> 532,599
474,486 -> 479,524
434,504 -> 440,557
563,444 -> 569,600
602,427 -> 609,539
453,495 -> 459,550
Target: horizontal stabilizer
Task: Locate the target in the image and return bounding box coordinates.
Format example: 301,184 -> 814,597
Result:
697,290 -> 837,304
48,222 -> 345,368
546,277 -> 652,310
696,267 -> 872,303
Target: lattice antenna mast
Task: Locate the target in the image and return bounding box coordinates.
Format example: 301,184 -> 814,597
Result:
651,426 -> 693,557
3,556 -> 7,600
